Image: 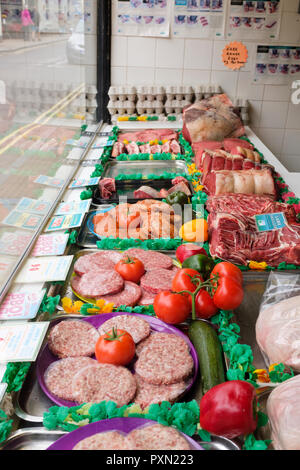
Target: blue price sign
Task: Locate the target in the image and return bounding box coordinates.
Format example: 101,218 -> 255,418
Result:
255,212 -> 287,232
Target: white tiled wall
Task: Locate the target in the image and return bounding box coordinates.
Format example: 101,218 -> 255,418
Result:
110,1 -> 300,172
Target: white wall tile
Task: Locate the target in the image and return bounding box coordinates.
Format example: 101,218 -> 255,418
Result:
282,0 -> 299,12
254,128 -> 284,156
127,37 -> 156,67
259,101 -> 289,129
127,67 -> 155,86
155,68 -> 183,85
111,66 -> 127,86
282,129 -> 300,154
183,39 -> 213,70
237,71 -> 264,100
286,103 -> 300,130
156,38 -> 184,69
279,155 -> 300,172
182,69 -> 211,85
248,100 -> 262,128
212,40 -> 227,71
279,13 -> 300,43
210,70 -> 238,99
263,84 -> 292,102
111,36 -> 128,67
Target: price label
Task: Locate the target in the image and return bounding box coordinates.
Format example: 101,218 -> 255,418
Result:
222,41 -> 248,70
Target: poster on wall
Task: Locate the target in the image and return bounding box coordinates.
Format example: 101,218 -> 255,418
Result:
227,0 -> 282,41
112,0 -> 171,37
173,0 -> 227,39
253,45 -> 300,84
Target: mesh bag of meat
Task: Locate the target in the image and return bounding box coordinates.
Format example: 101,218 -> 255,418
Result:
266,375 -> 300,450
255,272 -> 300,371
182,94 -> 245,143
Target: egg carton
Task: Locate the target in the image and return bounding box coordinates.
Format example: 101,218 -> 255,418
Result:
108,86 -> 137,103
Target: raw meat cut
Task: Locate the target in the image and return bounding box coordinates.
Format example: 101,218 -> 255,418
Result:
133,186 -> 161,199
140,268 -> 175,294
71,363 -> 137,406
48,320 -> 99,359
71,270 -> 124,298
73,431 -> 132,451
118,129 -> 178,143
126,142 -> 139,154
167,182 -> 191,196
207,194 -> 297,226
98,281 -> 142,307
208,209 -> 300,266
182,94 -> 245,143
134,374 -> 187,409
170,140 -> 181,154
266,375 -> 300,450
200,150 -> 263,184
204,169 -> 276,197
112,142 -> 125,158
139,143 -> 151,154
123,248 -> 174,270
44,357 -> 96,401
127,424 -> 191,450
99,178 -> 116,200
223,138 -> 254,152
134,334 -> 193,385
98,314 -> 151,344
256,295 -> 300,371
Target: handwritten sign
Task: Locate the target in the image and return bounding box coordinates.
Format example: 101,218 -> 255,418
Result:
222,41 -> 248,70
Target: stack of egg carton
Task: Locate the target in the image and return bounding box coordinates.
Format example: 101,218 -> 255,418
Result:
107,84 -> 226,121
5,80 -> 89,120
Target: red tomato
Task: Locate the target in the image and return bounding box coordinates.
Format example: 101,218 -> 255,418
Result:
195,289 -> 218,319
154,291 -> 191,325
172,268 -> 204,294
115,257 -> 145,283
95,328 -> 135,366
213,277 -> 244,311
211,262 -> 243,286
176,244 -> 207,264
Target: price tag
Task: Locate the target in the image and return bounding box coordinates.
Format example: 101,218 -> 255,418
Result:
14,256 -> 73,283
55,199 -> 92,216
0,232 -> 32,256
255,212 -> 287,232
14,198 -> 52,215
0,289 -> 46,321
32,234 -> 69,257
222,41 -> 248,70
69,177 -> 100,189
34,175 -> 65,188
0,322 -> 49,363
2,211 -> 44,231
45,213 -> 85,232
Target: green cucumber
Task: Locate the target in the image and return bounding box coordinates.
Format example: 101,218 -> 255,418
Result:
188,320 -> 225,396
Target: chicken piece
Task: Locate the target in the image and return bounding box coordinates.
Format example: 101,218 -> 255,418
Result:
139,143 -> 151,154
161,141 -> 171,153
256,295 -> 300,372
126,142 -> 140,155
112,142 -> 125,158
170,140 -> 181,154
267,375 -> 300,450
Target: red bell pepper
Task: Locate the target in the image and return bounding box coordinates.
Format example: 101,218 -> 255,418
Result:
199,380 -> 258,439
176,244 -> 207,264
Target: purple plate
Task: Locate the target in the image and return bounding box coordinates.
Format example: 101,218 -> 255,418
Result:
47,417 -> 203,451
36,313 -> 199,408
